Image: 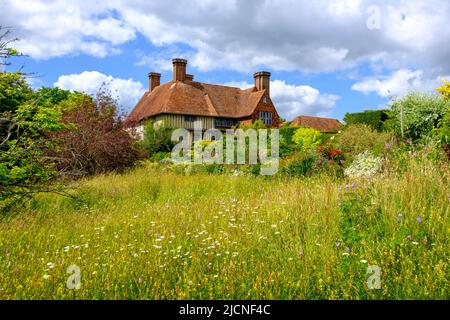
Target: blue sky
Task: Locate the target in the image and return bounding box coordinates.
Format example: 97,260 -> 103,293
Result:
3,0 -> 449,121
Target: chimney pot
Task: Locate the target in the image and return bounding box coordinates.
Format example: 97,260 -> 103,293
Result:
254,71 -> 271,95
172,58 -> 187,82
148,72 -> 161,92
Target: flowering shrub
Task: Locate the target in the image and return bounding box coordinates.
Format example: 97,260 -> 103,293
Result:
344,151 -> 382,178
318,143 -> 344,162
292,127 -> 322,152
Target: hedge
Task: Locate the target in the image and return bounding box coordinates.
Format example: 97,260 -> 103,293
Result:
343,110 -> 390,131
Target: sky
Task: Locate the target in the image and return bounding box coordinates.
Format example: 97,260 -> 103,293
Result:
1,0 -> 449,121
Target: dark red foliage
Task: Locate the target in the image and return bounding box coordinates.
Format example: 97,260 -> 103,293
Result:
49,94 -> 144,177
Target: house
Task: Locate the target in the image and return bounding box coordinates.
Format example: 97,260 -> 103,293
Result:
290,115 -> 341,133
126,58 -> 281,136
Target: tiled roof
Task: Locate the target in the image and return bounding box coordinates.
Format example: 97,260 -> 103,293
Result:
126,80 -> 265,125
290,115 -> 341,132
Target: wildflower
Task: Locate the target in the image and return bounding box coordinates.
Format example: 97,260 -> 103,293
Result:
42,274 -> 50,280
360,259 -> 367,264
412,241 -> 419,245
342,252 -> 349,256
406,235 -> 412,241
7,261 -> 11,268
396,213 -> 403,222
336,241 -> 341,247
416,217 -> 422,223
299,246 -> 304,256
138,277 -> 143,284
47,262 -> 54,269
352,183 -> 356,190
385,143 -> 391,150
64,246 -> 70,252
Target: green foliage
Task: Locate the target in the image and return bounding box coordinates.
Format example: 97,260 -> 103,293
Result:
292,127 -> 322,152
337,124 -> 393,156
390,93 -> 450,141
343,110 -> 390,132
0,101 -> 68,210
34,87 -> 73,106
0,72 -> 33,113
279,127 -> 297,158
281,152 -> 318,177
433,110 -> 450,159
141,121 -> 174,157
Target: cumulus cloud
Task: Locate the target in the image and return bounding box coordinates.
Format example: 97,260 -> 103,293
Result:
2,0 -> 449,77
0,0 -> 135,58
352,69 -> 449,98
225,80 -> 340,120
54,71 -> 144,111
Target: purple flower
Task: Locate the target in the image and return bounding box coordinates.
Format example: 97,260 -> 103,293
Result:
416,217 -> 422,223
336,241 -> 341,247
351,183 -> 356,190
346,247 -> 350,252
385,143 -> 391,150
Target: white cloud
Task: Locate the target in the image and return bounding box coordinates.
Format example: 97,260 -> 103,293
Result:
54,71 -> 144,112
2,0 -> 449,78
225,80 -> 340,120
352,69 -> 449,98
1,0 -> 135,59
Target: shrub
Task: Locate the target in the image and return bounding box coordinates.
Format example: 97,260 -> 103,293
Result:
292,127 -> 322,152
336,124 -> 393,156
390,93 -> 450,141
50,92 -> 143,176
344,151 -> 382,178
434,110 -> 450,159
318,143 -> 345,162
343,110 -> 391,132
141,120 -> 175,157
279,127 -> 297,158
437,79 -> 450,100
281,152 -> 318,177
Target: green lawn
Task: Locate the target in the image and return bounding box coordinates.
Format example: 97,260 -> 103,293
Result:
0,160 -> 448,299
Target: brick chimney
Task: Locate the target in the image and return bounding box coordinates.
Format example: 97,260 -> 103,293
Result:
185,74 -> 194,81
148,72 -> 161,92
172,58 -> 187,82
254,71 -> 271,95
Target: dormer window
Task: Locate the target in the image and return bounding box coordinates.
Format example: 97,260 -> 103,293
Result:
259,111 -> 273,126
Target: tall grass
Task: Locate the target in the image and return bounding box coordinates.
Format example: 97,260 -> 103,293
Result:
0,158 -> 448,299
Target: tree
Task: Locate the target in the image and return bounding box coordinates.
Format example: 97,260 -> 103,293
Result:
1,101 -> 68,211
49,91 -> 144,176
0,26 -> 22,67
390,93 -> 450,141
